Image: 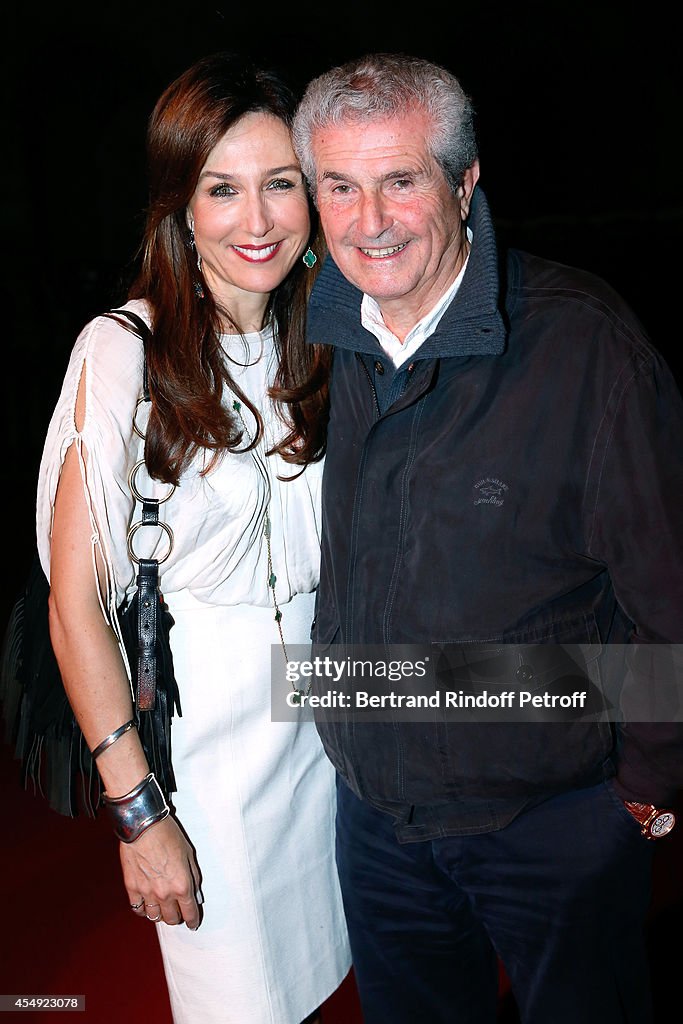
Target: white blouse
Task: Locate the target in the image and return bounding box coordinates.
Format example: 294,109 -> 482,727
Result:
36,298 -> 323,639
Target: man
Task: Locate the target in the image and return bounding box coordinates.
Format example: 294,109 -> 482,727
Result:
292,54 -> 683,1023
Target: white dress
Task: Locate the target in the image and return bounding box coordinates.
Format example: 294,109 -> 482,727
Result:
36,301 -> 350,1024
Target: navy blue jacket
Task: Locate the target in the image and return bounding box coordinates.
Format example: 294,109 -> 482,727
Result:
306,187 -> 683,839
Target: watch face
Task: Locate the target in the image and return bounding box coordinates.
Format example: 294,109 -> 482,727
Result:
650,812 -> 676,838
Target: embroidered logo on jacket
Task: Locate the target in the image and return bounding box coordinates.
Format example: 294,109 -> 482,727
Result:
473,477 -> 508,507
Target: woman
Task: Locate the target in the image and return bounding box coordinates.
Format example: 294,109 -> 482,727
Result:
37,52 -> 349,1023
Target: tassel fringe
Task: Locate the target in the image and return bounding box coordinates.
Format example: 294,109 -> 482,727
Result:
0,554 -> 179,818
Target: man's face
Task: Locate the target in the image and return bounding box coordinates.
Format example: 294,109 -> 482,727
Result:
312,109 -> 479,329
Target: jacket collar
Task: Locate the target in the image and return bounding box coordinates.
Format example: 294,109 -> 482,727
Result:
307,185 -> 508,359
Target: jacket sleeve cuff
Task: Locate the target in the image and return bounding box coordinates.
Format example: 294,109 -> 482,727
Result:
613,723 -> 683,805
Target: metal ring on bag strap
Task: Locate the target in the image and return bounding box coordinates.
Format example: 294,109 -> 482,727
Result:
127,520 -> 174,565
127,460 -> 175,564
128,460 -> 176,504
132,398 -> 149,440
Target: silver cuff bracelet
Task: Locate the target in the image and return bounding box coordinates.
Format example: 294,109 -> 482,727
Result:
102,772 -> 170,843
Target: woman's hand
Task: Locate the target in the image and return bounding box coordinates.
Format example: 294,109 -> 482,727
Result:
121,815 -> 202,929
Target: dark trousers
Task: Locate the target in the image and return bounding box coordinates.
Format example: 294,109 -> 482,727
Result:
335,776 -> 655,1024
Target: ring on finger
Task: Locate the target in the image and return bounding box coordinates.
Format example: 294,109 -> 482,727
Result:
147,912 -> 162,922
130,899 -> 144,910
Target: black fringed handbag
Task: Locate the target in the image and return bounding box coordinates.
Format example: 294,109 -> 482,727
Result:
0,308 -> 181,817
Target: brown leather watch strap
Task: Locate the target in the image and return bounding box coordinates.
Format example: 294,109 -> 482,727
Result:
623,801 -> 676,839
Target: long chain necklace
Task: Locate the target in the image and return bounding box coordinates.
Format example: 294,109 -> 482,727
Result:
232,398 -> 311,704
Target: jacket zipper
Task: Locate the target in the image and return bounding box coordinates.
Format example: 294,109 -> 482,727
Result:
355,353 -> 381,418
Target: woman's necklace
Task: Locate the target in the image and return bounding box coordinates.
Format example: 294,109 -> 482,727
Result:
232,398 -> 311,704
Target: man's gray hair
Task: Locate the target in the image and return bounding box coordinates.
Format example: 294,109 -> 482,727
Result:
292,53 -> 478,199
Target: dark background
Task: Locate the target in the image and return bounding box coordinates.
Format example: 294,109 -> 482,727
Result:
0,3 -> 681,1018
2,0 -> 680,587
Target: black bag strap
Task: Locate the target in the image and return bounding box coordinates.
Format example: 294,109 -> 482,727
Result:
103,307 -> 168,712
105,308 -> 152,401
102,307 -> 179,791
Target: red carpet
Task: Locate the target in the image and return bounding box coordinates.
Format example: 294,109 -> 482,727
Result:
1,737 -> 680,1023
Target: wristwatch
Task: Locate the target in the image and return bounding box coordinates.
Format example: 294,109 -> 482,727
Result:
623,801 -> 676,839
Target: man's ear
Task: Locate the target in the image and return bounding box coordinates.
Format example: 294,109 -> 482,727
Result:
458,159 -> 480,220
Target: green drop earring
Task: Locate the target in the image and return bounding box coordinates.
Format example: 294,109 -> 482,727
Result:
302,247 -> 317,269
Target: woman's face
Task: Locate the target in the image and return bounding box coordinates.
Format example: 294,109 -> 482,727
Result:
187,112 -> 310,327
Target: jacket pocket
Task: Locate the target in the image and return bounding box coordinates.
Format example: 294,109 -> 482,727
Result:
395,612 -> 615,803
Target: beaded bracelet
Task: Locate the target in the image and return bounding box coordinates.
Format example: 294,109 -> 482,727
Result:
102,772 -> 170,843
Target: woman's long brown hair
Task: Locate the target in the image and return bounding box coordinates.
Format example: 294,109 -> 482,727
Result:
127,51 -> 330,485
